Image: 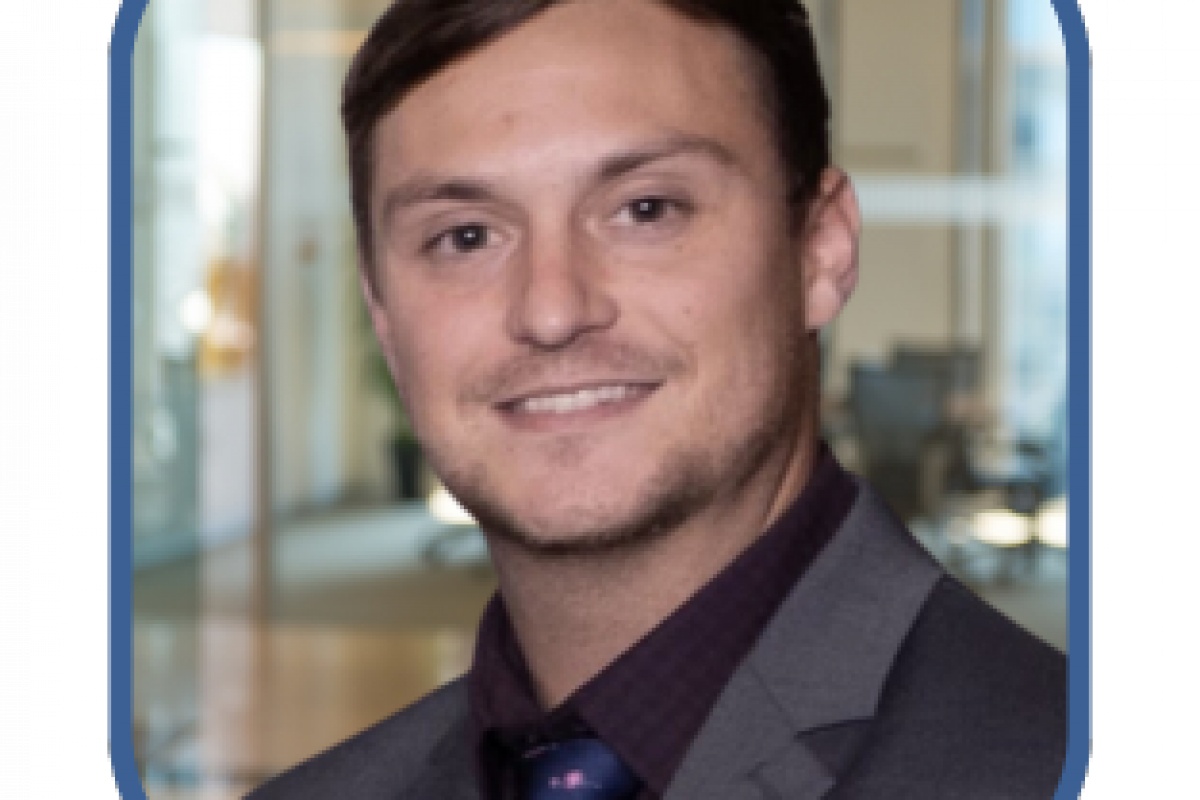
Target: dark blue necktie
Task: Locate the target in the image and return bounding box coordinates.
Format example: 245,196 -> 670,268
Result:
519,736 -> 641,799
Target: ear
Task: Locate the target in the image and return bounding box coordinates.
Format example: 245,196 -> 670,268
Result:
798,168 -> 861,331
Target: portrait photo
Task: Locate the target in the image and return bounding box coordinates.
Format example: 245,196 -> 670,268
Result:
118,1 -> 1082,797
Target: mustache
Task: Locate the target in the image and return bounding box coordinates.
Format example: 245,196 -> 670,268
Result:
463,338 -> 687,404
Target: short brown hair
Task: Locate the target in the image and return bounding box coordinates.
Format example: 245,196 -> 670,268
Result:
342,0 -> 831,287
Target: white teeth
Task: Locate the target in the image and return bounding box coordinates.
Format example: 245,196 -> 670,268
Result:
515,385 -> 636,414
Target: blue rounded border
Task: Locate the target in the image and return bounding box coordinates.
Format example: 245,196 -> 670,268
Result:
1051,0 -> 1092,797
107,2 -> 1091,797
109,0 -> 146,797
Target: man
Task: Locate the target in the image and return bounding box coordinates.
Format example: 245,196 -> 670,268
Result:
251,0 -> 1067,797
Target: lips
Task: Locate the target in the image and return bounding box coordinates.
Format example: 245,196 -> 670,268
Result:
497,381 -> 658,417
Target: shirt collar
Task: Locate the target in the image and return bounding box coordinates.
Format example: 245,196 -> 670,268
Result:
468,442 -> 858,798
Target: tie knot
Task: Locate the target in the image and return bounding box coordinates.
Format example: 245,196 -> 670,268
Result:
519,736 -> 641,799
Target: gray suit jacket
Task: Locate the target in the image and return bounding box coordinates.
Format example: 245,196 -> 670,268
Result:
249,485 -> 1067,799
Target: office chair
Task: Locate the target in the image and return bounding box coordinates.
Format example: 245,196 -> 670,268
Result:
888,346 -> 1053,582
847,362 -> 945,522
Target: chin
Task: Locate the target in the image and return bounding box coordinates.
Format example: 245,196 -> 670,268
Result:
448,453 -> 719,558
490,507 -> 682,557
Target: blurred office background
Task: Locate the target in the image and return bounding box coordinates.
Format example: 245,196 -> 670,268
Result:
129,0 -> 1071,796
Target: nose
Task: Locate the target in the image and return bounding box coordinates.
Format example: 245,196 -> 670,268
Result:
505,226 -> 619,349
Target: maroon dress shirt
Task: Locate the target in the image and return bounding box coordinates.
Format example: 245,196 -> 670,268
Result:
467,443 -> 859,799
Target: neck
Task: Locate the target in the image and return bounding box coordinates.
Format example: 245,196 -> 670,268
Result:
486,432 -> 819,709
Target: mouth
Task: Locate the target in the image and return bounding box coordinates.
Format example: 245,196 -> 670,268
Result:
495,381 -> 660,427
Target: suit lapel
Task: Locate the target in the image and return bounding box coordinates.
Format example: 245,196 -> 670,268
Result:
403,716 -> 481,800
662,662 -> 835,800
665,483 -> 942,800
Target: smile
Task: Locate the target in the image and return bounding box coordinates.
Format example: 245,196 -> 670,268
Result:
497,382 -> 659,426
514,384 -> 644,414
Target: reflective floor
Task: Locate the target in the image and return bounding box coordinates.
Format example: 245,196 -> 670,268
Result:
132,505 -> 1066,799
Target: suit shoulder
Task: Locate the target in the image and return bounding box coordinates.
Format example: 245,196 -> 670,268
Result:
856,575 -> 1067,797
245,678 -> 469,799
894,575 -> 1066,723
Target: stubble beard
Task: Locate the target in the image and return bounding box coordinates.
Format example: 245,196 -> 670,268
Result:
425,330 -> 816,560
441,440 -> 723,558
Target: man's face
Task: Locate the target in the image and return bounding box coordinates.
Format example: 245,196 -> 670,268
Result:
365,0 -> 821,553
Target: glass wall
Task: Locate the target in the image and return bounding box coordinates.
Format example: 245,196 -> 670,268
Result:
131,0 -> 263,786
133,0 -> 261,567
1004,0 -> 1069,494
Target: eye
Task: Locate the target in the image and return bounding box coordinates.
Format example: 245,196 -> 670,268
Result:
618,197 -> 688,226
424,223 -> 493,256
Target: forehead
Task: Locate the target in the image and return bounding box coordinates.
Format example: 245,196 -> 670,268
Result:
371,0 -> 775,188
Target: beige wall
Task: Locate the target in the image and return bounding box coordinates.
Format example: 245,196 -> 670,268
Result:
837,0 -> 959,173
826,0 -> 965,397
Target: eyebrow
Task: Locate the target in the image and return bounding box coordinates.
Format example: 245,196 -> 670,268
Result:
595,132 -> 738,183
379,132 -> 739,226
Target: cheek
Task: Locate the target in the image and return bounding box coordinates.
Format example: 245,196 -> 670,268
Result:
690,269 -> 804,396
404,337 -> 452,399
383,299 -> 495,418
377,304 -> 448,413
